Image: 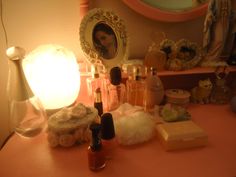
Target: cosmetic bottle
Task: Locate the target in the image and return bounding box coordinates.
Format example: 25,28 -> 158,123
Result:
101,113 -> 116,159
94,88 -> 103,117
126,66 -> 146,107
88,123 -> 106,171
144,67 -> 164,111
107,67 -> 126,111
86,65 -> 108,110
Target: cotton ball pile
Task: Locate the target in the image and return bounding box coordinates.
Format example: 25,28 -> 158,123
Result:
114,111 -> 156,145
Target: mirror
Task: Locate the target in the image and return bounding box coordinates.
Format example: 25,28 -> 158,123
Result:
122,0 -> 209,22
79,8 -> 129,71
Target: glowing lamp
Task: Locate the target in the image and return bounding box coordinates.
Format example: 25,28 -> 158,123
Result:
23,44 -> 80,110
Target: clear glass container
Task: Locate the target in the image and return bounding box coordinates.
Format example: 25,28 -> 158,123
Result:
126,66 -> 146,107
144,67 -> 164,111
7,46 -> 47,138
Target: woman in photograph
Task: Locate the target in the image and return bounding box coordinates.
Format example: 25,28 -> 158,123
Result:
93,23 -> 117,59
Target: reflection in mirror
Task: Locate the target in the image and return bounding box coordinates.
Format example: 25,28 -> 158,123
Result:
92,23 -> 118,60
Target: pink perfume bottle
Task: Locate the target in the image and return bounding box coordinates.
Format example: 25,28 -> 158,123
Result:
86,65 -> 108,111
144,67 -> 164,111
126,66 -> 146,107
107,67 -> 126,111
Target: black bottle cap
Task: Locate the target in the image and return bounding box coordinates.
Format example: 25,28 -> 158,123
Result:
101,113 -> 115,140
89,123 -> 102,151
110,67 -> 122,85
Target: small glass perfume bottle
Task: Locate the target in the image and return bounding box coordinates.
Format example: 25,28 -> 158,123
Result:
86,65 -> 108,110
94,88 -> 103,117
107,67 -> 126,111
88,123 -> 106,171
101,113 -> 116,159
126,66 -> 146,107
144,67 -> 164,111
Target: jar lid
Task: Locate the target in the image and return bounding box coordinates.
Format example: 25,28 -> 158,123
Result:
165,89 -> 190,100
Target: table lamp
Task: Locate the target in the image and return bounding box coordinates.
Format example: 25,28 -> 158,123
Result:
22,44 -> 81,110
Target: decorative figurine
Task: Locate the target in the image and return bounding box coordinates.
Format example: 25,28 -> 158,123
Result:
210,66 -> 232,104
202,0 -> 232,65
191,78 -> 213,104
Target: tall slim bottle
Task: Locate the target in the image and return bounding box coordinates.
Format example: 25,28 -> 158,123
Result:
126,66 -> 146,107
86,65 -> 108,110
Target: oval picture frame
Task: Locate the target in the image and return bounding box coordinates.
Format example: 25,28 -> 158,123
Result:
79,8 -> 129,71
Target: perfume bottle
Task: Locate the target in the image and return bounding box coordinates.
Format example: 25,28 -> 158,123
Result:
144,67 -> 164,111
86,65 -> 108,110
6,46 -> 47,138
126,66 -> 146,107
107,67 -> 126,111
88,123 -> 106,171
101,113 -> 116,159
94,88 -> 103,117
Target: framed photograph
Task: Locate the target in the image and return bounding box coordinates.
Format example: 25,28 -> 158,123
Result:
79,8 -> 129,71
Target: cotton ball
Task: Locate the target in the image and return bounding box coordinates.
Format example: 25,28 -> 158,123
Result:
114,111 -> 156,145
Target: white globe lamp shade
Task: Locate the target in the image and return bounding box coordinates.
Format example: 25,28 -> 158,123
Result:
23,44 -> 80,110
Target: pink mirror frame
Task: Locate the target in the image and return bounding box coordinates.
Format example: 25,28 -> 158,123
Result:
122,0 -> 208,22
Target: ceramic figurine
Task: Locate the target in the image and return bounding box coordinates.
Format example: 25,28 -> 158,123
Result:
191,78 -> 213,104
202,0 -> 232,65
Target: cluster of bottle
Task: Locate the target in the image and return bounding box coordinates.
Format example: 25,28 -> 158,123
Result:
86,65 -> 165,114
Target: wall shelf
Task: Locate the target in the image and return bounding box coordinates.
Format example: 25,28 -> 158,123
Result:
157,66 -> 236,76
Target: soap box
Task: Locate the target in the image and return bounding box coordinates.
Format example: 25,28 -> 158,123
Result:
156,120 -> 208,151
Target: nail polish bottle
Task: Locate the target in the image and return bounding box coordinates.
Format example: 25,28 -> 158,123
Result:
88,123 -> 106,171
107,67 -> 126,111
101,113 -> 116,159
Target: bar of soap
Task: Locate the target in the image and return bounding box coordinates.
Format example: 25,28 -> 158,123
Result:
156,120 -> 208,151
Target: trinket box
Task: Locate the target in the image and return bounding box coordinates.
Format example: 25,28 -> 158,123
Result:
47,103 -> 98,147
156,120 -> 208,151
165,89 -> 190,107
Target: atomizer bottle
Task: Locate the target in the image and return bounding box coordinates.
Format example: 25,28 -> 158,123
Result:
107,67 -> 126,111
88,123 -> 106,171
144,67 -> 164,111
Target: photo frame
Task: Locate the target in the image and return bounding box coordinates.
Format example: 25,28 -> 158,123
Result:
79,8 -> 129,71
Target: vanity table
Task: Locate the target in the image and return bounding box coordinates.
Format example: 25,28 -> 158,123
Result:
0,103 -> 236,177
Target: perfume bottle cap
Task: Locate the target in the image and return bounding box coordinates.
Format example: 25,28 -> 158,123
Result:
150,67 -> 157,75
101,113 -> 115,140
110,67 -> 122,85
89,123 -> 102,151
91,65 -> 99,78
133,66 -> 142,81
